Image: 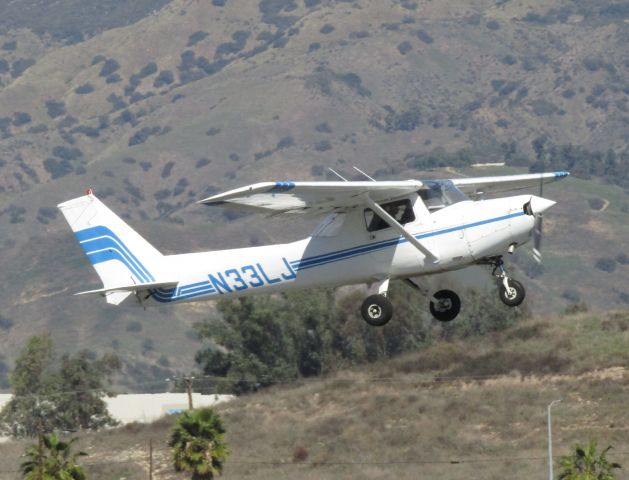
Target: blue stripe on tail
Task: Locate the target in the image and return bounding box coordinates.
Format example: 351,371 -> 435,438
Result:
75,226 -> 155,283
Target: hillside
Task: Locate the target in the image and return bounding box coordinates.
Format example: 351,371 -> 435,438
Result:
0,0 -> 627,386
1,309 -> 628,479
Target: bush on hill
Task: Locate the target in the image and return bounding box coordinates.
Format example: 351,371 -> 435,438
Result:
194,284 -> 527,394
45,100 -> 66,119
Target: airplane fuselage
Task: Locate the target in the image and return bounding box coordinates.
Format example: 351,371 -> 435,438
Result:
147,194 -> 535,304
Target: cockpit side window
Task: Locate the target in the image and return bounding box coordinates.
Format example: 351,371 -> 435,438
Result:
418,181 -> 468,212
364,199 -> 415,232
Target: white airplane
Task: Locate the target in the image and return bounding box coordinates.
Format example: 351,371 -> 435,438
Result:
58,170 -> 569,325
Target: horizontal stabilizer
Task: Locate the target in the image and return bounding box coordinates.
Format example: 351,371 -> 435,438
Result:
75,281 -> 178,296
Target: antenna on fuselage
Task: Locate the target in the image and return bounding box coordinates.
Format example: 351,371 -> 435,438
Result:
328,167 -> 348,182
352,166 -> 376,182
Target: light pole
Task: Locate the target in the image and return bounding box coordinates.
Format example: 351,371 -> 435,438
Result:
547,399 -> 562,480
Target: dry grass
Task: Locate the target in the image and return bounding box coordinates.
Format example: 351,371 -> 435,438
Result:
1,310 -> 628,479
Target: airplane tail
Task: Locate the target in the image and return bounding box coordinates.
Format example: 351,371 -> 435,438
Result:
58,192 -> 166,305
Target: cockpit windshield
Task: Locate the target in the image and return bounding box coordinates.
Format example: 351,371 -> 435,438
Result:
418,180 -> 469,212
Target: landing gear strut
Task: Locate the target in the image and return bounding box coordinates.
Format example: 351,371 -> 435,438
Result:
489,257 -> 526,307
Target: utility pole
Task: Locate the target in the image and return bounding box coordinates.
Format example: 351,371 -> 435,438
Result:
148,438 -> 153,480
547,399 -> 562,480
185,376 -> 195,410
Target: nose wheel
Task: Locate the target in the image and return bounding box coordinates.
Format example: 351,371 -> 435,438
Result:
499,279 -> 525,306
488,256 -> 526,307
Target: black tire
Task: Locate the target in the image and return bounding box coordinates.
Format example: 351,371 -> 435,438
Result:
429,289 -> 461,322
361,294 -> 393,327
499,279 -> 526,307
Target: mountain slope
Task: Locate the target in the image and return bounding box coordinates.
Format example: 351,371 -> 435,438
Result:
0,0 -> 627,384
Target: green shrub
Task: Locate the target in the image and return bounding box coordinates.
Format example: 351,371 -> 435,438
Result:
562,89 -> 575,99
501,54 -> 517,65
11,58 -> 35,78
349,30 -> 369,39
161,161 -> 175,178
398,41 -> 412,55
154,70 -> 174,87
276,136 -> 294,150
45,100 -> 66,118
138,62 -> 157,78
314,140 -> 331,152
416,29 -> 433,44
2,40 -> 17,51
0,315 -> 13,330
587,197 -> 605,210
105,73 -> 121,84
43,158 -> 73,178
12,112 -> 31,126
315,122 -> 332,133
196,158 -> 211,168
616,253 -> 628,265
99,58 -> 120,77
74,83 -> 94,94
595,257 -> 616,273
188,31 -> 209,46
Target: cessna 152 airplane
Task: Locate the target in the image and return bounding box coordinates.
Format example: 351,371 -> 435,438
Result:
58,170 -> 569,326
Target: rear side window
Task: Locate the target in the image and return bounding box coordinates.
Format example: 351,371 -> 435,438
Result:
364,199 -> 415,232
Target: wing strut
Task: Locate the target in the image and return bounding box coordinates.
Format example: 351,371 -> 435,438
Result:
362,194 -> 440,264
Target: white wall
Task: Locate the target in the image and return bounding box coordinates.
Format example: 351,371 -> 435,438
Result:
0,393 -> 234,442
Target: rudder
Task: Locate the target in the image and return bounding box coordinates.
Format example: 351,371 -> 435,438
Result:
58,192 -> 165,303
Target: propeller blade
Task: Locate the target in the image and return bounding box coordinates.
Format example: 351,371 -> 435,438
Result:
532,214 -> 543,263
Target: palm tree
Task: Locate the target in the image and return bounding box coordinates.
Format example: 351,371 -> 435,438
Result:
169,407 -> 229,479
558,440 -> 622,480
21,432 -> 87,479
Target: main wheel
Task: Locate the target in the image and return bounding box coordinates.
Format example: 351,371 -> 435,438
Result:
499,279 -> 525,307
430,290 -> 461,322
361,294 -> 393,327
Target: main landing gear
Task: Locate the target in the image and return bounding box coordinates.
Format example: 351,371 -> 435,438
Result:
359,278 -> 462,326
358,256 -> 526,327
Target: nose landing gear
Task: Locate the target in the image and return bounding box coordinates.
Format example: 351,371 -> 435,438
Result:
489,256 -> 526,307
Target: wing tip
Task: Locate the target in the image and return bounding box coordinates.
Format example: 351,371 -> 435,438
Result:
553,171 -> 570,178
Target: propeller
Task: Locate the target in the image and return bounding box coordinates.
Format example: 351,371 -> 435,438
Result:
532,158 -> 546,264
518,194 -> 554,264
532,212 -> 543,263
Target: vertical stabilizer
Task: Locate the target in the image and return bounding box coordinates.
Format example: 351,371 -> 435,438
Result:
58,193 -> 165,304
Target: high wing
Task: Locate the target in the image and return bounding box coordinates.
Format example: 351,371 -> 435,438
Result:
451,171 -> 569,198
198,180 -> 424,215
